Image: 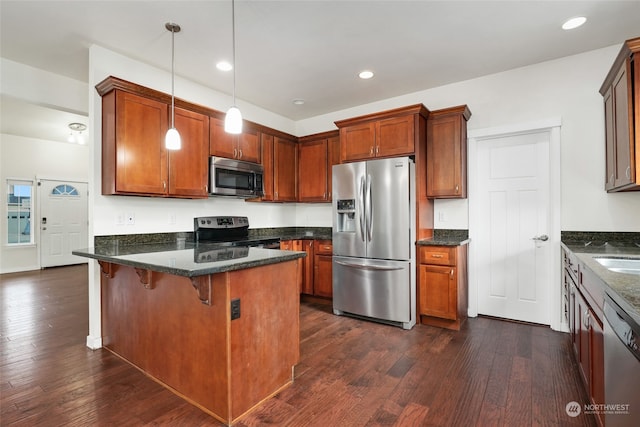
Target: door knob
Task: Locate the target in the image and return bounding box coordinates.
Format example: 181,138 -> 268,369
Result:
532,234 -> 549,242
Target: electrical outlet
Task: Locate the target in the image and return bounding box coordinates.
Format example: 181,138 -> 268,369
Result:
230,298 -> 241,320
126,212 -> 135,225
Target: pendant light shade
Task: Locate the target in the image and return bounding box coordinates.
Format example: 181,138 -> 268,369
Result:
225,106 -> 243,134
165,22 -> 181,150
224,0 -> 243,134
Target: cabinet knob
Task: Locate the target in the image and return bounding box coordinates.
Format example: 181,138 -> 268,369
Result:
455,184 -> 459,192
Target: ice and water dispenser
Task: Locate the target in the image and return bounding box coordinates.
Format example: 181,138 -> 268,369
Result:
336,199 -> 356,233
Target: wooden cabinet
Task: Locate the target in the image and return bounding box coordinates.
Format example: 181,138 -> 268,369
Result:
209,118 -> 261,163
335,104 -> 429,162
426,105 -> 471,198
297,131 -> 339,202
281,239 -> 332,298
97,77 -> 209,198
600,36 -> 640,192
564,248 -> 605,427
418,245 -> 468,330
260,134 -> 297,202
313,240 -> 333,298
170,107 -> 210,197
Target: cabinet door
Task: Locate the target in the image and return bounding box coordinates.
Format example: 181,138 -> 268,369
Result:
209,117 -> 237,159
612,63 -> 633,188
340,122 -> 376,162
314,254 -> 333,298
419,265 -> 457,320
114,91 -> 168,195
261,133 -> 274,201
169,108 -> 209,198
603,86 -> 616,190
301,240 -> 314,295
274,137 -> 297,201
328,136 -> 341,200
298,139 -> 328,202
237,129 -> 261,163
376,115 -> 415,158
427,114 -> 465,198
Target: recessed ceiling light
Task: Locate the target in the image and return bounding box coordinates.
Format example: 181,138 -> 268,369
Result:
292,99 -> 305,105
562,16 -> 587,30
216,61 -> 233,71
359,70 -> 374,79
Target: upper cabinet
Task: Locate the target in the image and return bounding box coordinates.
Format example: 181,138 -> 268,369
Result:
599,36 -> 640,192
297,131 -> 340,202
97,77 -> 209,198
426,105 -> 472,199
335,104 -> 429,162
260,132 -> 298,202
209,118 -> 261,164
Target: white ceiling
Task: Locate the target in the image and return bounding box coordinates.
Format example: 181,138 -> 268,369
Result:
1,1 -> 640,143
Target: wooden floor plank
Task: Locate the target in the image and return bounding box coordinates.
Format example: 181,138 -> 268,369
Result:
0,265 -> 598,426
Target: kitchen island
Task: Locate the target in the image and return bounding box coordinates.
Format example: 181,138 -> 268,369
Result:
74,243 -> 305,425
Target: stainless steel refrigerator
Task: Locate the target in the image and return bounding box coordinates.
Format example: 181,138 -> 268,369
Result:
332,156 -> 416,329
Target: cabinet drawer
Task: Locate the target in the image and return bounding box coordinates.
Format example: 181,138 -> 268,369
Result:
419,246 -> 456,266
314,240 -> 333,255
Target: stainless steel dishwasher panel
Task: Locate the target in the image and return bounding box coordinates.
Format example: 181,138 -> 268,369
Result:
332,256 -> 411,325
603,296 -> 640,427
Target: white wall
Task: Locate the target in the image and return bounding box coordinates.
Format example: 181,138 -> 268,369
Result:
0,134 -> 89,273
296,44 -> 640,232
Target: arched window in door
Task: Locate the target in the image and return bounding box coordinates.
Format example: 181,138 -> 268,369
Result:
51,184 -> 79,196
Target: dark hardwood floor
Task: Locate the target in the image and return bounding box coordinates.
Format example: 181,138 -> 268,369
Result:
1,265 -> 596,426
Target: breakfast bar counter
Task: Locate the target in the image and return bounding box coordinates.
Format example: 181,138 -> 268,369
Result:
74,244 -> 305,425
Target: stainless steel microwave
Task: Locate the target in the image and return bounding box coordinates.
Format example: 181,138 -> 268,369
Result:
209,157 -> 264,198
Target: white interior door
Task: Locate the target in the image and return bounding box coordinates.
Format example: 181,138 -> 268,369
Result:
39,179 -> 88,268
475,131 -> 551,324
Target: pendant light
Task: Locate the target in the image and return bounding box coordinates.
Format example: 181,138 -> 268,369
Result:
165,22 -> 181,150
224,0 -> 243,134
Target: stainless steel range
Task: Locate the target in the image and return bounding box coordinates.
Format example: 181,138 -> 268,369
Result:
193,216 -> 280,263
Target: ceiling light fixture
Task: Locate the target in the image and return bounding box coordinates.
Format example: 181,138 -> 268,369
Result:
216,61 -> 233,72
292,99 -> 305,105
562,16 -> 587,30
224,0 -> 242,134
165,22 -> 181,150
359,70 -> 374,79
68,122 -> 87,144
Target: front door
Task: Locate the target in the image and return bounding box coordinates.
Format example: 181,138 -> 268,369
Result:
38,179 -> 88,268
475,131 -> 552,324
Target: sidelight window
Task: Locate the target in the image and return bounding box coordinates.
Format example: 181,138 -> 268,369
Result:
6,179 -> 34,245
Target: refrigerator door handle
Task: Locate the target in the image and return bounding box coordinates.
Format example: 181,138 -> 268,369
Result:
365,174 -> 373,242
359,176 -> 366,241
334,260 -> 404,271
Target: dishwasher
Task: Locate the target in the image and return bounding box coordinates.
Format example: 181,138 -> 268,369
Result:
603,294 -> 640,427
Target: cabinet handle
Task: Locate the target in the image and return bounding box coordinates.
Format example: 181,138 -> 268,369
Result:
376,146 -> 379,154
370,146 -> 374,155
583,310 -> 590,329
239,149 -> 243,159
450,269 -> 454,277
626,166 -> 631,179
163,181 -> 167,190
610,173 -> 615,183
431,254 -> 444,258
455,184 -> 459,193
233,148 -> 238,158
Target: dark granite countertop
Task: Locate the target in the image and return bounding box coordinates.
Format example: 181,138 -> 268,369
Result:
73,242 -> 306,278
562,238 -> 640,326
416,229 -> 470,246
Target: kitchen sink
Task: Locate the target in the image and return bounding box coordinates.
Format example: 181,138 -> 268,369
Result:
594,257 -> 640,275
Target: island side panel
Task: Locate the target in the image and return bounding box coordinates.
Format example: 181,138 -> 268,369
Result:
229,259 -> 301,421
100,263 -> 231,421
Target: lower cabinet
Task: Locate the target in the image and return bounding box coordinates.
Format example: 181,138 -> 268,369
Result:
564,248 -> 605,427
280,239 -> 332,299
418,245 -> 468,330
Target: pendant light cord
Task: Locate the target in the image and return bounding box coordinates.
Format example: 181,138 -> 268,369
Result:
170,25 -> 176,128
231,0 -> 236,106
